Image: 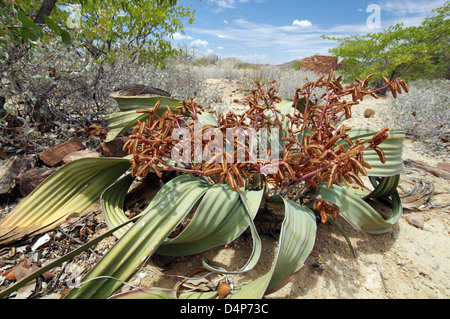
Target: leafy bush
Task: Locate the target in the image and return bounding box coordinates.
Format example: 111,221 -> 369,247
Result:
388,79 -> 449,153
323,2 -> 449,84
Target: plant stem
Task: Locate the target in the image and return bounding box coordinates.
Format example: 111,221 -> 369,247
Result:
300,163 -> 332,181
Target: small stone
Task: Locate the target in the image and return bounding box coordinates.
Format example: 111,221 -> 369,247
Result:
364,108 -> 375,118
405,215 -> 425,229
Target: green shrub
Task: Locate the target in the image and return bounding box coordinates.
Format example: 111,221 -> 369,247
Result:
323,3 -> 449,84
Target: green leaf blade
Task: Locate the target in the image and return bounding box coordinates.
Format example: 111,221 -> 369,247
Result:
0,158 -> 131,245
157,184 -> 264,256
316,184 -> 402,234
65,175 -> 211,299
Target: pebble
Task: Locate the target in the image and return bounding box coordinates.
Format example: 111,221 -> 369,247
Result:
31,233 -> 51,251
397,259 -> 406,266
405,215 -> 425,229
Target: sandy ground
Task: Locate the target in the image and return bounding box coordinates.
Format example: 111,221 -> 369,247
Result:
1,78 -> 449,299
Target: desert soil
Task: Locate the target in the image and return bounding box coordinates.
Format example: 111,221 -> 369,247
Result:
1,78 -> 449,299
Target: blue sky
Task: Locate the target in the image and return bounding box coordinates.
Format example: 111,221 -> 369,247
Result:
171,0 -> 447,64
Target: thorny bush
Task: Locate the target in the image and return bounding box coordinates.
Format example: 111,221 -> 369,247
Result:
388,78 -> 449,153
0,40 -> 204,152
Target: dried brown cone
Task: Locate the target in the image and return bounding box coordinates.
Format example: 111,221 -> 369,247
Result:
123,74 -> 403,210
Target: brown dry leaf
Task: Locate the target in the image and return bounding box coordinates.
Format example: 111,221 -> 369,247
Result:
14,281 -> 36,299
2,262 -> 32,281
14,262 -> 37,281
88,124 -> 108,139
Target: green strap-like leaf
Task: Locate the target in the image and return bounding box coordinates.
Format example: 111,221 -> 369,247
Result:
201,187 -> 262,274
0,158 -> 131,246
110,95 -> 182,112
104,111 -> 150,142
157,184 -> 264,257
264,198 -> 317,294
191,197 -> 317,299
105,96 -> 182,141
65,175 -> 211,299
109,289 -> 175,299
327,214 -> 357,257
101,176 -> 264,273
365,175 -> 401,199
345,129 -> 405,177
196,110 -> 218,126
101,174 -> 135,239
105,95 -> 217,141
183,197 -> 316,299
0,214 -> 141,299
114,196 -> 317,300
316,184 -> 402,234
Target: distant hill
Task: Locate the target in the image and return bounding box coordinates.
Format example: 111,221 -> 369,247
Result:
216,57 -> 299,70
217,57 -> 242,65
277,60 -> 300,69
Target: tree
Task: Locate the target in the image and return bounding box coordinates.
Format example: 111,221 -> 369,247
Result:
33,0 -> 58,25
0,0 -> 196,134
70,0 -> 195,63
322,2 -> 449,85
1,0 -> 195,64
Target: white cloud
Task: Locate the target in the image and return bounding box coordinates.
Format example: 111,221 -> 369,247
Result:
172,32 -> 193,40
188,14 -> 399,63
292,19 -> 313,27
209,0 -> 235,9
217,46 -> 225,50
189,19 -> 327,57
381,0 -> 446,16
208,0 -> 250,12
224,20 -> 229,24
190,39 -> 209,47
378,0 -> 447,28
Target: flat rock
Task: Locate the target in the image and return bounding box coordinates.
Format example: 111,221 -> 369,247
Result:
38,137 -> 85,167
405,215 -> 425,229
